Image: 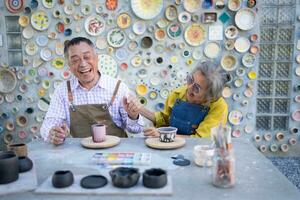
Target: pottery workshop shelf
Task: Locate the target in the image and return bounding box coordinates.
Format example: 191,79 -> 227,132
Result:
2,138 -> 299,199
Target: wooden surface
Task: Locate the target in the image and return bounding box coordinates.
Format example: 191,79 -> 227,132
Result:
80,136 -> 120,149
145,138 -> 186,149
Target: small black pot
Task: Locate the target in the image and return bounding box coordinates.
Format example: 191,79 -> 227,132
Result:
143,168 -> 167,188
0,151 -> 19,184
109,167 -> 140,188
18,156 -> 33,173
52,170 -> 74,188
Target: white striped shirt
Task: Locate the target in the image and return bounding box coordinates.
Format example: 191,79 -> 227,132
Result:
40,74 -> 143,140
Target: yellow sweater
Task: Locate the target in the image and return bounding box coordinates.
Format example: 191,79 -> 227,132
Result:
154,85 -> 228,138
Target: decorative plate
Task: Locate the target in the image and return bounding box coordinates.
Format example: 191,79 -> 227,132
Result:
204,42 -> 220,59
222,86 -> 232,98
107,28 -> 126,48
31,10 -> 50,31
52,57 -> 65,69
22,26 -> 34,39
117,13 -> 131,29
131,0 -> 163,20
136,84 -> 148,96
98,54 -> 117,77
64,4 -> 74,15
221,54 -> 237,71
178,11 -> 191,23
61,70 -> 71,80
242,53 -> 256,68
130,55 -> 142,67
5,0 -> 24,13
156,18 -> 169,28
155,28 -> 166,41
81,4 -> 92,15
55,42 -> 64,56
96,37 -> 108,50
228,110 -> 243,125
149,91 -> 158,99
234,37 -> 250,53
42,0 -> 54,8
160,88 -> 169,99
115,48 -> 128,61
235,8 -> 256,31
183,0 -> 201,13
40,47 -> 53,61
132,20 -> 146,35
165,5 -> 178,21
25,42 -> 38,56
224,25 -> 238,39
0,69 -> 17,93
85,16 -> 105,36
228,0 -> 241,11
18,15 -> 29,27
192,49 -> 202,60
36,35 -> 48,47
37,98 -> 49,112
184,23 -> 206,46
167,23 -> 183,39
150,77 -> 160,86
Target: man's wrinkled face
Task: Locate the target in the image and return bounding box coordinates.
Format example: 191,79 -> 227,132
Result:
67,42 -> 98,87
186,70 -> 208,104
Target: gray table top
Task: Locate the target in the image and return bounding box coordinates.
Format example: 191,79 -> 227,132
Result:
3,138 -> 300,200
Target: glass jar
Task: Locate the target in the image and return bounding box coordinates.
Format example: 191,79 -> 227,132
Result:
212,148 -> 235,188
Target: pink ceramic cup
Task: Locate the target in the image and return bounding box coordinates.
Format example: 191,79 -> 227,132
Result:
92,124 -> 106,143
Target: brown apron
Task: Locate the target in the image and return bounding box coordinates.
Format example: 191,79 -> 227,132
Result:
67,80 -> 127,138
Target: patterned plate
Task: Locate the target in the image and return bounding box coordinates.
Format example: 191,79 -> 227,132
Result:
25,42 -> 38,56
107,28 -> 126,48
117,13 -> 131,29
31,10 -> 50,31
167,23 -> 183,39
22,26 -> 34,39
5,0 -> 24,13
40,47 -> 53,61
0,69 -> 17,93
85,16 -> 105,36
52,57 -> 65,69
36,35 -> 48,47
183,0 -> 201,13
42,0 -> 54,8
131,0 -> 163,20
228,110 -> 243,125
235,8 -> 256,31
184,23 -> 206,46
98,54 -> 117,77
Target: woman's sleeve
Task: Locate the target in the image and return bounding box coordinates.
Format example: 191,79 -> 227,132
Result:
192,98 -> 228,138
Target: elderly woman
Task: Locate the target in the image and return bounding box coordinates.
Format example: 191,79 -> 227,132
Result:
127,61 -> 228,138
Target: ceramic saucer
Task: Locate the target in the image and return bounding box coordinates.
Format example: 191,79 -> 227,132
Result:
228,110 -> 243,125
107,28 -> 126,48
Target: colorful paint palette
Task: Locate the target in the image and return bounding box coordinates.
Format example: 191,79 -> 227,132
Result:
92,152 -> 151,166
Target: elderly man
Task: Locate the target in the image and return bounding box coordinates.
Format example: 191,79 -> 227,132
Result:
40,37 -> 143,145
129,61 -> 228,138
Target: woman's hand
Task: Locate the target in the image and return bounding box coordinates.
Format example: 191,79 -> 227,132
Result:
143,127 -> 159,137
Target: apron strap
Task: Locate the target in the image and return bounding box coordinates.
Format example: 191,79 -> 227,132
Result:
108,80 -> 121,108
67,80 -> 75,111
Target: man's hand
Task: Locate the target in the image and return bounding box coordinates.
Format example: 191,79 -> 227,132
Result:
123,95 -> 142,120
143,127 -> 159,137
48,123 -> 69,145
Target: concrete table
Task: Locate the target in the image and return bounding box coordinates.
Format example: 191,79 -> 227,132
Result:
3,138 -> 300,200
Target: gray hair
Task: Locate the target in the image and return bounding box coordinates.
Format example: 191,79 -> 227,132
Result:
191,61 -> 225,103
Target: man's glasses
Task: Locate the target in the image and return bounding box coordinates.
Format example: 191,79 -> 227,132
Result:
186,74 -> 202,94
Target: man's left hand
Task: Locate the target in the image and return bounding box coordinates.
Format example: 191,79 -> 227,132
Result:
123,95 -> 142,120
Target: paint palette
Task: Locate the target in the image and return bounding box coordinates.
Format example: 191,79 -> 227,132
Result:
92,152 -> 151,166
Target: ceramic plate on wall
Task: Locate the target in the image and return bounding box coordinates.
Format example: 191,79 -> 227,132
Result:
5,0 -> 24,13
221,54 -> 237,71
184,23 -> 206,46
18,15 -> 29,27
36,35 -> 48,47
31,10 -> 50,31
204,42 -> 220,59
98,54 -> 117,77
0,69 -> 17,93
52,57 -> 65,69
131,0 -> 163,20
235,8 -> 256,31
242,53 -> 256,67
228,110 -> 243,125
155,28 -> 166,41
40,47 -> 53,61
85,16 -> 105,36
160,88 -> 170,99
117,13 -> 131,29
115,48 -> 128,61
25,42 -> 38,56
22,26 -> 34,39
234,37 -> 250,53
224,25 -> 238,39
107,28 -> 126,48
165,5 -> 178,21
132,20 -> 146,35
96,37 -> 108,50
136,84 -> 148,96
183,0 -> 201,13
167,23 -> 183,39
42,0 -> 54,8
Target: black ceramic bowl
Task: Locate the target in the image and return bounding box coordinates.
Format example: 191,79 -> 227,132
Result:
52,170 -> 74,188
109,167 -> 140,188
143,168 -> 167,188
18,156 -> 33,173
0,151 -> 19,184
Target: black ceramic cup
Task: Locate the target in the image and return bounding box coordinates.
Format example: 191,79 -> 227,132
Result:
109,167 -> 140,188
143,168 -> 167,188
0,151 -> 19,184
18,156 -> 33,173
52,170 -> 74,188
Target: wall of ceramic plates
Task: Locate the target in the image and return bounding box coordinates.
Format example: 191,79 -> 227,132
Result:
0,0 -> 298,154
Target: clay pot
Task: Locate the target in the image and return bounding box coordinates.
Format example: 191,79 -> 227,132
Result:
0,151 -> 19,184
52,170 -> 74,188
18,156 -> 33,173
7,143 -> 28,157
109,167 -> 140,188
143,168 -> 167,188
